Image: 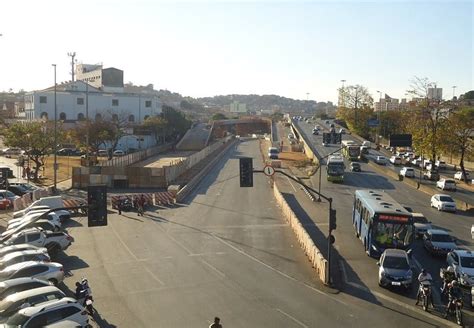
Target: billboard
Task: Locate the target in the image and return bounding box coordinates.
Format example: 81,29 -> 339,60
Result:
389,134 -> 412,147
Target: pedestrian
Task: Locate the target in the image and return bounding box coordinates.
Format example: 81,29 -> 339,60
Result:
137,194 -> 145,216
25,166 -> 30,180
133,196 -> 139,212
117,197 -> 122,215
22,166 -> 26,179
209,317 -> 222,328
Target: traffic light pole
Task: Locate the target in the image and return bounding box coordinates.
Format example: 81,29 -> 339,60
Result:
253,168 -> 336,286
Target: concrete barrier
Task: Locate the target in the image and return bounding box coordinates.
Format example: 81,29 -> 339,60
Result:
273,182 -> 329,284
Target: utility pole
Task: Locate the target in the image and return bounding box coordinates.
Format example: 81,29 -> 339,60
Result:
52,64 -> 58,192
67,52 -> 76,82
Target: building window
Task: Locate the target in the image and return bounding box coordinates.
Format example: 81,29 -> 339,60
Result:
59,112 -> 66,120
128,115 -> 135,122
145,100 -> 152,108
39,96 -> 47,104
112,99 -> 119,106
95,113 -> 102,121
77,113 -> 85,121
77,98 -> 84,105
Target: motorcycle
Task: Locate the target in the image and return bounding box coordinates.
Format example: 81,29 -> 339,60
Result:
420,280 -> 432,311
447,296 -> 463,326
76,278 -> 94,315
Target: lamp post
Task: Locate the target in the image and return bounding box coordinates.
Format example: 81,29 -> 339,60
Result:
52,64 -> 57,192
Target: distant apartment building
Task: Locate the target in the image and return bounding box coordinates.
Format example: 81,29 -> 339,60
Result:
374,94 -> 405,111
229,101 -> 247,113
24,64 -> 162,125
428,87 -> 443,100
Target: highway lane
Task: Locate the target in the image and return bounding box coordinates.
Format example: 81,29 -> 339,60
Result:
294,119 -> 474,324
59,139 -> 445,327
315,119 -> 474,205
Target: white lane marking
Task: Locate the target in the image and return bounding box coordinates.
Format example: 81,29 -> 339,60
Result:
211,233 -> 350,306
157,228 -> 194,255
144,267 -> 165,286
286,176 -> 298,192
188,252 -> 227,257
339,260 -> 457,327
201,259 -> 226,278
110,223 -> 139,261
275,308 -> 309,328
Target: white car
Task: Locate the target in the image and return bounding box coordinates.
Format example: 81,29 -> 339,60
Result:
446,250 -> 474,287
375,156 -> 387,165
400,167 -> 415,178
436,178 -> 457,191
0,261 -> 64,285
431,194 -> 457,212
390,156 -> 402,165
2,297 -> 88,327
421,160 -> 432,169
454,171 -> 470,181
0,249 -> 50,270
6,212 -> 61,234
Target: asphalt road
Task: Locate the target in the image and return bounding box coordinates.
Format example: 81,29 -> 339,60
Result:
293,119 -> 474,325
55,139 -> 451,327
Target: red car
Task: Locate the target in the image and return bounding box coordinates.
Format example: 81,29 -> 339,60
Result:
0,196 -> 12,210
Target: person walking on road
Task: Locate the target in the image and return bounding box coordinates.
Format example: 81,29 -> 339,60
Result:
137,195 -> 145,216
209,317 -> 222,328
117,197 -> 123,215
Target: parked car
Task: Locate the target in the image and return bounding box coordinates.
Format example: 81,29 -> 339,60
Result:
1,228 -> 74,258
0,191 -> 19,204
430,194 -> 456,212
350,162 -> 361,172
8,183 -> 39,192
423,169 -> 440,181
435,160 -> 447,170
412,213 -> 432,238
97,150 -> 108,157
0,196 -> 11,211
446,250 -> 474,287
423,229 -> 457,256
1,148 -> 23,157
0,249 -> 50,270
3,297 -> 88,327
113,150 -> 125,157
375,156 -> 387,165
0,286 -> 65,319
7,212 -> 61,233
267,147 -> 279,160
377,249 -> 412,289
400,167 -> 415,178
0,277 -> 52,300
436,178 -> 457,191
6,186 -> 29,197
0,245 -> 48,259
411,159 -> 422,167
0,261 -> 64,285
390,156 -> 402,165
13,196 -> 71,222
454,171 -> 471,181
421,160 -> 432,169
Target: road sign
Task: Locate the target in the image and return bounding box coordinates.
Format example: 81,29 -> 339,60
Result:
389,134 -> 412,147
263,165 -> 275,177
239,157 -> 253,187
367,118 -> 380,127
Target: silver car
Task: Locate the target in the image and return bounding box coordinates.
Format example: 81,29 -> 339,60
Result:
0,261 -> 64,285
377,249 -> 413,290
0,250 -> 50,270
446,250 -> 474,287
0,245 -> 47,259
0,278 -> 52,300
0,286 -> 65,319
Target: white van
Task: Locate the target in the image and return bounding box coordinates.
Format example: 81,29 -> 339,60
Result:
13,197 -> 70,222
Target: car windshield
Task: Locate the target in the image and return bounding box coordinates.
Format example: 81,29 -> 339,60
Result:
440,196 -> 454,202
4,312 -> 30,326
413,217 -> 428,224
431,234 -> 453,242
383,255 -> 409,270
460,257 -> 474,268
373,222 -> 412,248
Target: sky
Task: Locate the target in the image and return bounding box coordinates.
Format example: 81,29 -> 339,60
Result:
0,0 -> 472,103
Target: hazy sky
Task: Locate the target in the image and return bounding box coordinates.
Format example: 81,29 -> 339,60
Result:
0,0 -> 472,102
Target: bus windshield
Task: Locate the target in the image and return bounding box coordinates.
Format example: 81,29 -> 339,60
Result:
327,164 -> 344,175
373,221 -> 412,248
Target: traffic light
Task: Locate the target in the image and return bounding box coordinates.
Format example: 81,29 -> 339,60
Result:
329,208 -> 337,231
88,185 -> 108,227
239,157 -> 253,187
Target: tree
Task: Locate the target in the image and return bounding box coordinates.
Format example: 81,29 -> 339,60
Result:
4,122 -> 62,181
336,85 -> 374,137
461,90 -> 474,100
143,116 -> 168,144
211,113 -> 227,121
443,107 -> 474,183
71,120 -> 117,153
406,77 -> 448,162
162,106 -> 192,141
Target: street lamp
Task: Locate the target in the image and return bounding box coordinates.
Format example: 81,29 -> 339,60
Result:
52,64 -> 57,192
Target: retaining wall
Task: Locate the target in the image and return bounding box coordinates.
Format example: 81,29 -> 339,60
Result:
273,182 -> 328,284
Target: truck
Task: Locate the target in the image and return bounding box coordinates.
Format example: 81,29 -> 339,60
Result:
1,228 -> 73,258
326,155 -> 345,182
